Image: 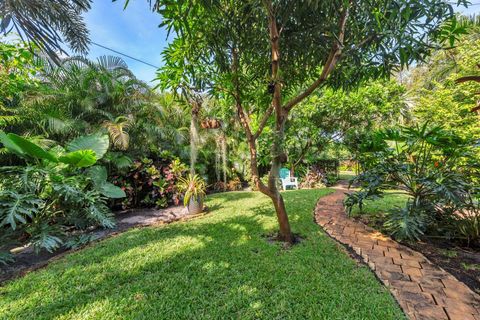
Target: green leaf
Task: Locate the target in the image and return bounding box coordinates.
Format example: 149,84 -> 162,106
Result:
87,165 -> 125,198
0,191 -> 43,230
87,165 -> 108,186
6,133 -> 57,162
0,130 -> 24,157
0,251 -> 14,265
99,182 -> 126,199
59,150 -> 97,168
66,134 -> 109,159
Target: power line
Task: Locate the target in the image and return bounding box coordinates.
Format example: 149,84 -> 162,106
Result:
91,41 -> 160,69
90,2 -> 480,70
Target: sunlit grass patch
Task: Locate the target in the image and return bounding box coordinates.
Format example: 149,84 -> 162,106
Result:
0,189 -> 404,320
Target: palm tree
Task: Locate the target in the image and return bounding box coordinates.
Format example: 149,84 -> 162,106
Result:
33,56 -> 150,141
31,55 -> 195,160
0,0 -> 91,60
102,116 -> 132,151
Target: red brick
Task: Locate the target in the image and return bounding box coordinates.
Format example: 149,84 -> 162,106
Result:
446,308 -> 476,320
384,250 -> 402,259
314,188 -> 480,320
402,266 -> 423,278
393,258 -> 422,268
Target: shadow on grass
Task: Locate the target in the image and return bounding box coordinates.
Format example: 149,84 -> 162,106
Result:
0,189 -> 405,320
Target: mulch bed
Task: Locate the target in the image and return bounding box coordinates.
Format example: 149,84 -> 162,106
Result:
0,205 -> 200,285
355,215 -> 480,294
407,240 -> 480,294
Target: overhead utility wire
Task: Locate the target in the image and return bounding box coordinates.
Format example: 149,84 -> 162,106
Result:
90,3 -> 480,69
91,41 -> 160,69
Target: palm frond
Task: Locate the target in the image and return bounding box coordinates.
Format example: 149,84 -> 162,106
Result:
0,0 -> 92,61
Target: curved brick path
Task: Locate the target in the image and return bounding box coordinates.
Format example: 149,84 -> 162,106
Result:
315,184 -> 480,320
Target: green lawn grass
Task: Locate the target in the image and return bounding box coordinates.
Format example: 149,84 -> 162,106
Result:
349,191 -> 410,229
0,189 -> 405,320
339,170 -> 356,181
349,191 -> 410,216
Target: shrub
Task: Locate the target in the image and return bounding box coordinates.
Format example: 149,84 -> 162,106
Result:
111,157 -> 187,209
212,177 -> 242,192
345,123 -> 480,242
0,132 -> 125,261
300,167 -> 326,189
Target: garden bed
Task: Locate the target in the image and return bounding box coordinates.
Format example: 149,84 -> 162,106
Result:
350,193 -> 480,294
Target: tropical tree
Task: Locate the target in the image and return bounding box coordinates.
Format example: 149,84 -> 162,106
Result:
408,20 -> 480,139
0,40 -> 42,130
141,0 -> 463,243
29,56 -> 153,149
283,80 -> 408,175
0,0 -> 91,60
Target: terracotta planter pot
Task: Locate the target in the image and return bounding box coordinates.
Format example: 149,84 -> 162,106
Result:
187,197 -> 204,215
200,118 -> 221,129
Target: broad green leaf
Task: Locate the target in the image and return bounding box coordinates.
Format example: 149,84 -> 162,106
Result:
0,130 -> 24,157
86,165 -> 125,198
59,150 -> 97,168
87,165 -> 108,186
7,133 -> 58,162
66,134 -> 109,159
0,191 -> 42,230
99,182 -> 126,199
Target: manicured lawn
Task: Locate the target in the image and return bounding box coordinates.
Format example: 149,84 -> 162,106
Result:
339,170 -> 357,181
349,191 -> 410,216
0,189 -> 404,320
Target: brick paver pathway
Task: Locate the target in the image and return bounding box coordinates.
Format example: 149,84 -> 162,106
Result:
315,185 -> 480,320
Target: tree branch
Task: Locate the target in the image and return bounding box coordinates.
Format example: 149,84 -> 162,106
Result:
283,4 -> 350,112
231,46 -> 253,137
293,139 -> 312,167
253,104 -> 274,140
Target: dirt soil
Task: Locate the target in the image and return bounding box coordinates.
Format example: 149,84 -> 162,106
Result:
407,239 -> 480,294
0,205 -> 193,285
355,216 -> 480,294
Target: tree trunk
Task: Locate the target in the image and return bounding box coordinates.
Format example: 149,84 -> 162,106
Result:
268,121 -> 294,243
246,139 -> 293,243
271,192 -> 293,242
264,0 -> 294,243
230,1 -> 295,243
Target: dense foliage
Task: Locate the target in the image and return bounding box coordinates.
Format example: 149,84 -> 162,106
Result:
345,123 -> 480,243
111,156 -> 187,209
408,23 -> 480,140
152,0 -> 460,243
280,80 -> 407,176
0,131 -> 125,264
1,0 -> 479,266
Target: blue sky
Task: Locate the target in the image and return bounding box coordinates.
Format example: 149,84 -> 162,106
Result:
82,1 -> 169,85
82,1 -> 480,84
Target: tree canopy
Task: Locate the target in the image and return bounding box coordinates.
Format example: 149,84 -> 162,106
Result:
149,0 -> 464,242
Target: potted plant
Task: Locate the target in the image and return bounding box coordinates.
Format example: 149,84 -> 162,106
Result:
177,174 -> 206,214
